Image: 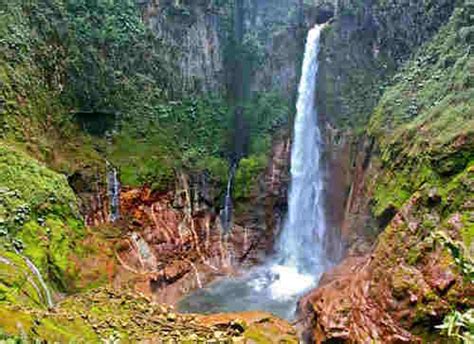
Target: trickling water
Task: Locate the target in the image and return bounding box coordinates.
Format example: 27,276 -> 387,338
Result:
179,25 -> 330,320
15,249 -> 53,308
107,162 -> 120,222
221,163 -> 236,233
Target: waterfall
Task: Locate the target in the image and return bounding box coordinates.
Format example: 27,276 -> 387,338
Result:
268,23 -> 329,300
178,24 -> 331,320
221,163 -> 236,233
14,249 -> 53,308
278,24 -> 326,270
107,161 -> 120,222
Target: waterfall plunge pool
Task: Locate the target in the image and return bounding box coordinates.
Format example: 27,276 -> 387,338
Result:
178,260 -> 326,320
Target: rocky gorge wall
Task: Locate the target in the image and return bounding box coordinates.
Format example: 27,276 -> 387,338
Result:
302,1 -> 473,342
137,0 -> 314,99
138,0 -> 225,95
77,132 -> 291,306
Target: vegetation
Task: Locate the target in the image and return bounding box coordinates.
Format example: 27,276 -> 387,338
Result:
364,3 -> 473,341
0,144 -> 86,307
436,309 -> 474,343
369,5 -> 473,226
0,0 -> 288,197
434,231 -> 474,343
317,0 -> 456,131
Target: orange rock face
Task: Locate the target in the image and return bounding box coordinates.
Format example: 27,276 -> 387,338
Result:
108,185 -> 266,305
80,134 -> 291,306
298,191 -> 474,343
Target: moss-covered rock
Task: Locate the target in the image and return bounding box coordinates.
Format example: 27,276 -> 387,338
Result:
0,144 -> 112,307
317,0 -> 457,131
368,4 -> 473,241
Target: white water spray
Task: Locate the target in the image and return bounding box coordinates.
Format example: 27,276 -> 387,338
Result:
269,23 -> 328,300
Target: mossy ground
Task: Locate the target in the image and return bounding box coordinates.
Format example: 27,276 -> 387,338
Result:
0,287 -> 298,343
0,144 -> 118,309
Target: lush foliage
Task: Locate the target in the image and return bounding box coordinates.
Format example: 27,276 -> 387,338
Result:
369,5 -> 473,221
318,0 -> 456,131
1,0 -> 290,195
110,97 -> 233,190
436,309 -> 474,343
233,92 -> 289,200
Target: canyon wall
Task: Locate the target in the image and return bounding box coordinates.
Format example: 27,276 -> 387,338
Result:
304,1 -> 473,342
139,0 -> 225,95
78,133 -> 291,304
138,0 -> 309,98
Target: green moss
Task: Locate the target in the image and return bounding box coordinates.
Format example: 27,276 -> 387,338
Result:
244,323 -> 298,344
0,144 -> 106,305
406,247 -> 422,265
234,154 -> 268,201
0,305 -> 99,343
368,4 -> 473,235
460,213 -> 474,251
391,266 -> 421,299
0,247 -> 45,308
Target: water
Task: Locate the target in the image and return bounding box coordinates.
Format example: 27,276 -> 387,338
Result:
15,248 -> 53,308
221,163 -> 236,233
107,161 -> 120,222
179,24 -> 329,320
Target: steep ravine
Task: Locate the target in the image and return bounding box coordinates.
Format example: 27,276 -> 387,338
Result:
1,0 -> 472,343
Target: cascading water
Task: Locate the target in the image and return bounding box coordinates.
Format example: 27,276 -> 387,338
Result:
14,248 -> 53,308
221,163 -> 237,233
179,24 -> 330,320
107,161 -> 120,222
269,23 -> 329,298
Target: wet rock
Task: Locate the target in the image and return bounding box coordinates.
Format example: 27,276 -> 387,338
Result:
300,190 -> 474,342
424,262 -> 456,294
427,188 -> 442,205
230,319 -> 246,333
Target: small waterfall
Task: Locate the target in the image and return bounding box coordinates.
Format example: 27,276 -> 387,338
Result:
221,163 -> 236,233
107,161 -> 120,222
15,249 -> 53,308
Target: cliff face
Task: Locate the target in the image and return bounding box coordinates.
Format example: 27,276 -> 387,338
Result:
317,0 -> 456,129
139,0 -> 225,95
305,1 -> 473,342
139,0 -> 308,98
79,133 -> 291,305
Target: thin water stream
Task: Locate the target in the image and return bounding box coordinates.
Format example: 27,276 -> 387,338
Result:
107,161 -> 120,222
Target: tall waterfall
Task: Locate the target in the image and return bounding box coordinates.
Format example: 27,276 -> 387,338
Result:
278,24 -> 326,271
178,24 -> 330,320
267,23 -> 328,300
